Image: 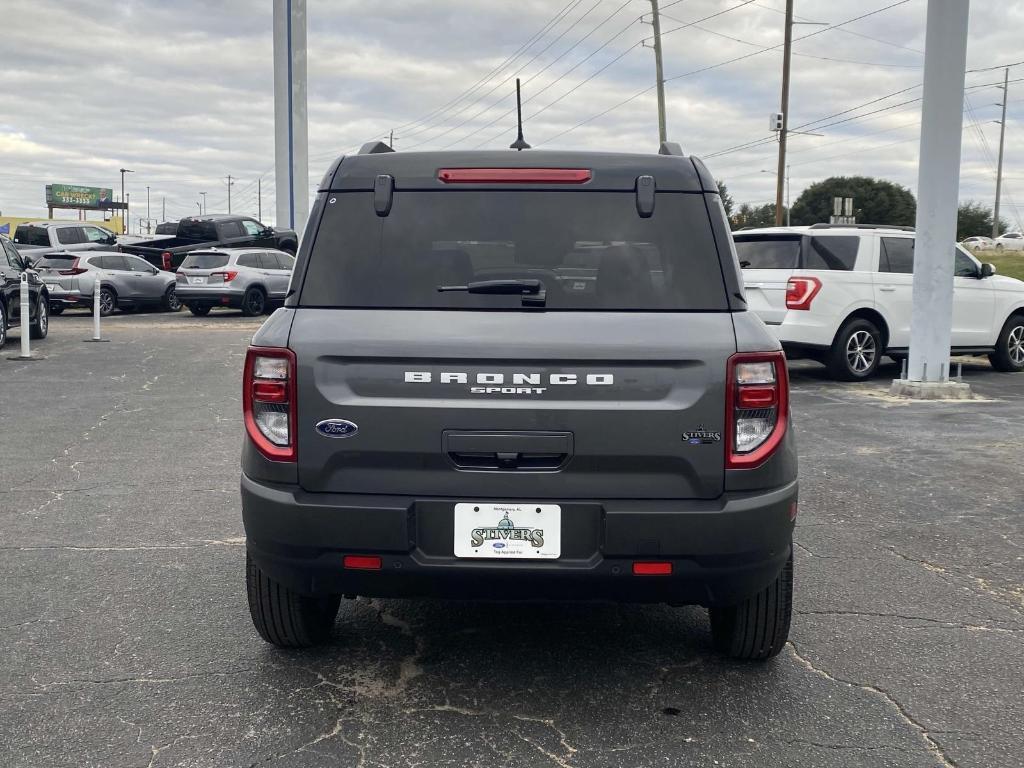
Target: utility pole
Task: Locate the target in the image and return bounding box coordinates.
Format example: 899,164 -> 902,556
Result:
146,185 -> 151,233
119,168 -> 133,235
200,191 -> 207,215
258,178 -> 262,221
389,129 -> 395,148
162,197 -> 165,222
126,192 -> 131,235
649,0 -> 667,144
786,164 -> 791,226
774,0 -> 794,226
226,175 -> 235,214
993,67 -> 1009,239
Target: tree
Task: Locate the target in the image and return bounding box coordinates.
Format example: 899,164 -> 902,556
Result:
716,180 -> 734,218
731,202 -> 777,230
790,176 -> 916,227
956,200 -> 1008,240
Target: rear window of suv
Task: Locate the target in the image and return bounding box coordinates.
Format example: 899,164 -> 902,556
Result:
180,252 -> 230,269
299,191 -> 728,311
33,256 -> 78,269
735,234 -> 859,271
13,225 -> 49,247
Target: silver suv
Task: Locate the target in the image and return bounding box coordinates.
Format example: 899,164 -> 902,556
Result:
175,248 -> 295,316
33,252 -> 180,316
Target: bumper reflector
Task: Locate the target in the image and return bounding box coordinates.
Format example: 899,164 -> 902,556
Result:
632,561 -> 672,575
343,555 -> 382,571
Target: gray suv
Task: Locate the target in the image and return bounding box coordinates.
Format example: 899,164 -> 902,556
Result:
33,252 -> 180,315
241,144 -> 798,660
175,248 -> 294,316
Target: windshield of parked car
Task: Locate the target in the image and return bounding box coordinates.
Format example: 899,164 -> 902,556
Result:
299,191 -> 729,311
33,255 -> 79,269
13,225 -> 49,247
180,252 -> 230,269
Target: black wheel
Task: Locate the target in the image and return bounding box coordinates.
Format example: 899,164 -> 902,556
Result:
989,314 -> 1024,372
162,285 -> 182,312
246,553 -> 340,648
0,301 -> 7,351
995,243 -> 1004,251
94,287 -> 116,317
826,318 -> 881,381
187,303 -> 212,316
241,287 -> 266,317
49,304 -> 65,316
282,241 -> 297,255
709,550 -> 793,661
30,295 -> 48,340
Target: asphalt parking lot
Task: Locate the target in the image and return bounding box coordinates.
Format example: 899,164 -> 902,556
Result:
1,310 -> 1022,768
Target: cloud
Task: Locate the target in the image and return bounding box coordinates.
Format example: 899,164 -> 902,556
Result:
1,0 -> 1021,229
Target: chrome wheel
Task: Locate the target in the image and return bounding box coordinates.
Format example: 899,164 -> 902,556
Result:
99,289 -> 115,315
37,299 -> 47,335
166,287 -> 181,312
846,330 -> 877,374
1009,325 -> 1024,366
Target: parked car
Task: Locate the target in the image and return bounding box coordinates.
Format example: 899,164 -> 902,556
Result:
240,143 -> 798,660
961,236 -> 994,251
994,232 -> 1024,251
12,221 -> 118,264
120,215 -> 299,271
33,252 -> 181,316
0,234 -> 49,350
175,248 -> 294,316
735,224 -> 1024,379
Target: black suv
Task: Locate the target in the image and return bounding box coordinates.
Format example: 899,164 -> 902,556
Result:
240,143 -> 798,660
0,235 -> 49,350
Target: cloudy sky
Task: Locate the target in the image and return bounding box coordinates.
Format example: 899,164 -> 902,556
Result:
2,0 -> 1022,229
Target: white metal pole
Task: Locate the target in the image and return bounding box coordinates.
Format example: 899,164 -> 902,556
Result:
19,273 -> 30,358
93,275 -> 102,340
274,0 -> 309,231
907,0 -> 970,384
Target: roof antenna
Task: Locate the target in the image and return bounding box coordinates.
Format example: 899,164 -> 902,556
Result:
510,78 -> 531,151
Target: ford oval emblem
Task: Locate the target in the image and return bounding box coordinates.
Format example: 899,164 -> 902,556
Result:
493,542 -> 505,549
315,419 -> 359,438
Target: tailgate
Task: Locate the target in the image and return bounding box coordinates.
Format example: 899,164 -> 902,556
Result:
291,310 -> 734,500
741,268 -> 792,325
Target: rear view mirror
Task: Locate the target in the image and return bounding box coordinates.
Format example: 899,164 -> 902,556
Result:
981,263 -> 996,278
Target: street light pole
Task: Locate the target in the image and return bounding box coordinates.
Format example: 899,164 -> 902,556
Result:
774,0 -> 793,226
119,167 -> 133,235
146,186 -> 151,233
226,175 -> 235,214
993,67 -> 1009,239
200,192 -> 207,215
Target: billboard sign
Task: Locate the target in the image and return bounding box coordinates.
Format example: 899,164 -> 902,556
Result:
46,184 -> 115,210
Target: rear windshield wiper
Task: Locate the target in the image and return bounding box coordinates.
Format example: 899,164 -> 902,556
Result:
438,279 -> 546,306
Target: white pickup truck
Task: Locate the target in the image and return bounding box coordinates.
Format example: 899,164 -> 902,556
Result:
735,224 -> 1024,380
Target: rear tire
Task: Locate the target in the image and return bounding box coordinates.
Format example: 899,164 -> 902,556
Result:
989,314 -> 1024,372
30,295 -> 48,340
246,553 -> 340,648
241,287 -> 266,317
0,301 -> 7,350
94,287 -> 116,317
826,318 -> 881,381
709,550 -> 793,661
187,303 -> 212,316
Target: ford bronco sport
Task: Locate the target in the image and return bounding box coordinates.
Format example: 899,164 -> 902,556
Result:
241,142 -> 798,660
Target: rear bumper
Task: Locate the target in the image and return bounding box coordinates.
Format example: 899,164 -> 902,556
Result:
241,475 -> 797,606
176,287 -> 244,307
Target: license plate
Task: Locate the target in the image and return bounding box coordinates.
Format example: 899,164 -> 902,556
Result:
453,502 -> 561,559
191,277 -> 205,284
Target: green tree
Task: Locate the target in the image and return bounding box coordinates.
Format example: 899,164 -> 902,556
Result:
731,202 -> 777,230
790,176 -> 916,226
956,200 -> 1007,240
716,180 -> 734,218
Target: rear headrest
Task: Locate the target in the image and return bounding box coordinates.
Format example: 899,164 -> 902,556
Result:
597,244 -> 653,302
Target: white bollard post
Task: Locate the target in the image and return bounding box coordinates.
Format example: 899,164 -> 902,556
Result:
84,273 -> 110,343
19,272 -> 31,359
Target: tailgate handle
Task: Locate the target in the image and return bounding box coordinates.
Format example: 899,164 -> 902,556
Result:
444,431 -> 573,471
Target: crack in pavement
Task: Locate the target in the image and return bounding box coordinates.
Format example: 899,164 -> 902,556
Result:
795,609 -> 1022,633
1,538 -> 247,552
787,642 -> 958,768
888,547 -> 1024,618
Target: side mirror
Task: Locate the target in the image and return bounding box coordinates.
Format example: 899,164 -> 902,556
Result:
262,227 -> 275,237
981,263 -> 996,278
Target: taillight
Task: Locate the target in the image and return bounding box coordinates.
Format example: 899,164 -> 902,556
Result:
726,351 -> 788,469
161,252 -> 172,270
59,258 -> 86,276
209,270 -> 238,284
786,276 -> 821,310
243,347 -> 296,462
175,272 -> 186,283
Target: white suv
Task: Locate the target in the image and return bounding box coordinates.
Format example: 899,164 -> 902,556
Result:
735,224 -> 1024,380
